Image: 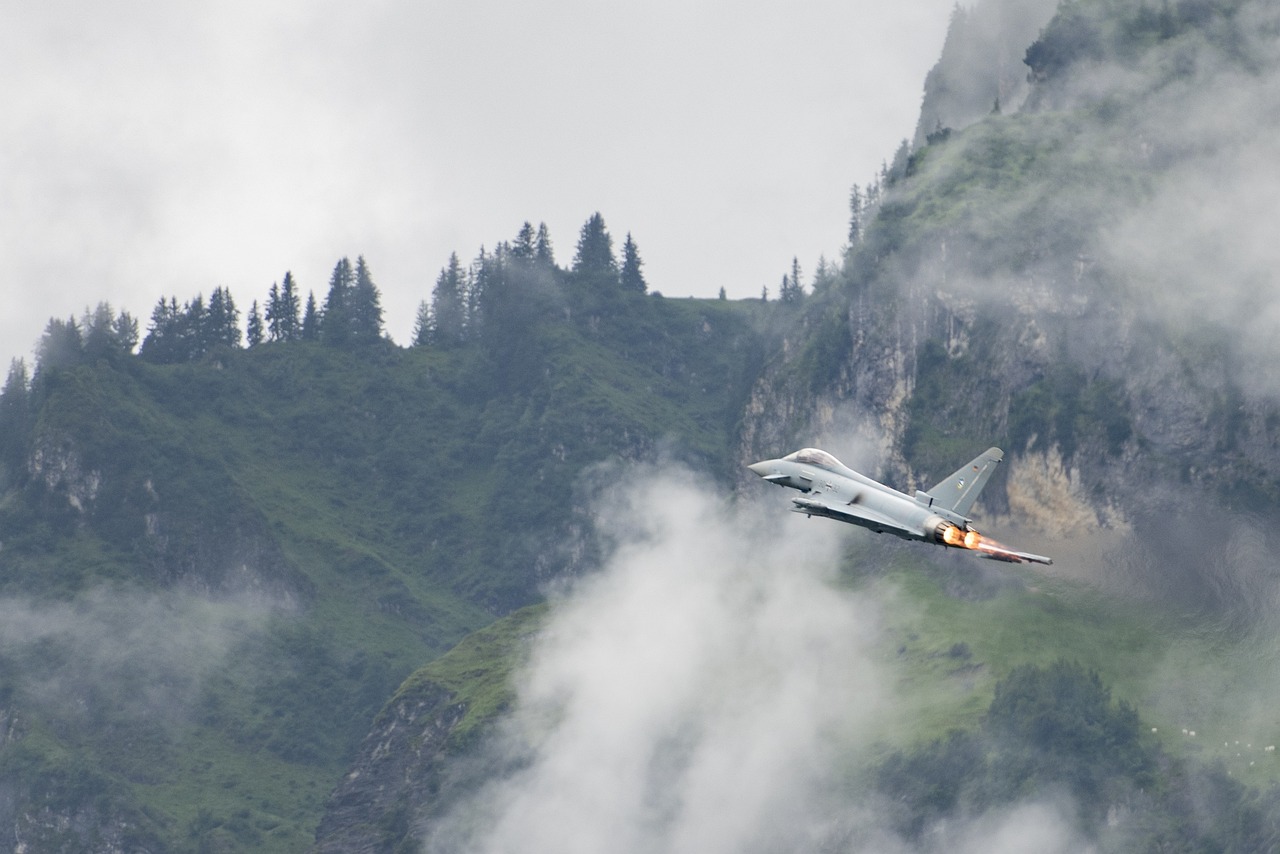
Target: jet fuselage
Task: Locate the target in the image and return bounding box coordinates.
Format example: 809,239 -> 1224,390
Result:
748,447 -> 1052,565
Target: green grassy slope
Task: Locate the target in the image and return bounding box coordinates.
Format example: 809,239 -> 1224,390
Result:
0,293 -> 769,851
869,557 -> 1280,789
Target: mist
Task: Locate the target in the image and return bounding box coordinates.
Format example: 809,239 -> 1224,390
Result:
0,586 -> 282,729
424,463 -> 1090,853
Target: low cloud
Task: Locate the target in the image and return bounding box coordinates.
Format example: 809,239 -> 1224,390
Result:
0,586 -> 282,727
426,463 -> 1092,853
429,465 -> 886,853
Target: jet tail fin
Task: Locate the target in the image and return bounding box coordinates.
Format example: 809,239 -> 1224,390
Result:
926,447 -> 1003,518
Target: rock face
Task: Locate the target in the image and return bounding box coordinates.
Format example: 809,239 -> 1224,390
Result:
313,0 -> 1280,844
312,681 -> 464,854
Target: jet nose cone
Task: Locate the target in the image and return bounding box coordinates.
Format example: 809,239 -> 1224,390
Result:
747,461 -> 772,477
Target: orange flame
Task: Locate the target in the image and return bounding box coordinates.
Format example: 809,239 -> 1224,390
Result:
940,525 -> 989,551
939,523 -> 1032,563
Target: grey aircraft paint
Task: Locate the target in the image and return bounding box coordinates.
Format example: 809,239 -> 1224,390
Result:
748,447 -> 1052,565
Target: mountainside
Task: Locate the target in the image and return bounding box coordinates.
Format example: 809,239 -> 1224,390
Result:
0,282 -> 770,850
746,0 -> 1280,616
313,1 -> 1280,851
6,0 -> 1280,850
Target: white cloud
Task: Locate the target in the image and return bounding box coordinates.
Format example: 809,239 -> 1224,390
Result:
1,1 -> 956,367
429,465 -> 888,853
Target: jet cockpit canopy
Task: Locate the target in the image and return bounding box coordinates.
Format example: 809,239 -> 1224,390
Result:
782,448 -> 844,470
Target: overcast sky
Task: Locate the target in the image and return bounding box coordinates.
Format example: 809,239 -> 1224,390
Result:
3,1 -> 958,367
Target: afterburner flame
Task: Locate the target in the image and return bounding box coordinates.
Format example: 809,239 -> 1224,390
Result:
939,524 -> 989,551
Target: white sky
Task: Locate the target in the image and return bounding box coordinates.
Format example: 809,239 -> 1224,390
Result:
2,1 -> 956,367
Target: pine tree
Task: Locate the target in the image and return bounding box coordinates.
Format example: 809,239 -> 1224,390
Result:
813,256 -> 837,293
431,252 -> 467,347
466,247 -> 488,339
187,293 -> 207,354
718,286 -> 727,300
82,302 -> 119,360
141,298 -> 180,362
513,222 -> 537,260
620,232 -> 647,294
36,316 -> 83,374
351,256 -> 385,344
0,358 -> 30,480
207,287 -> 242,349
848,184 -> 864,245
412,300 -> 432,346
113,310 -> 139,353
279,271 -> 301,341
247,300 -> 264,347
535,222 -> 555,267
572,213 -> 617,282
321,257 -> 354,346
301,291 -> 321,341
266,282 -> 284,341
781,257 -> 805,304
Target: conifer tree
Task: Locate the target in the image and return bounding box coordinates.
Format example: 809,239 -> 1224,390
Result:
140,298 -> 179,362
207,287 -> 242,349
187,293 -> 207,351
466,247 -> 488,338
513,222 -> 537,260
113,310 -> 139,353
572,213 -> 617,282
472,246 -> 512,342
620,232 -> 647,294
848,184 -> 864,245
779,257 -> 805,304
247,301 -> 264,346
266,282 -> 284,341
535,222 -> 555,267
301,291 -> 321,341
278,271 -> 301,341
36,316 -> 83,373
351,256 -> 385,344
718,286 -> 727,300
412,300 -> 432,346
82,302 -> 119,360
813,256 -> 837,293
0,358 -> 30,479
321,257 -> 355,346
430,252 -> 467,347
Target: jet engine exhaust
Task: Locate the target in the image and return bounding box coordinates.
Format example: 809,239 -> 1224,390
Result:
934,522 -> 999,555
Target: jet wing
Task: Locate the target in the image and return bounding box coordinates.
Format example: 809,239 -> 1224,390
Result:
790,496 -> 918,540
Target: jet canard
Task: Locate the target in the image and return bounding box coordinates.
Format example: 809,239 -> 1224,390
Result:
748,447 -> 1052,565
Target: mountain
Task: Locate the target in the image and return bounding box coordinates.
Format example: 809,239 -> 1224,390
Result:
6,0 -> 1280,850
747,0 -> 1280,617
314,0 -> 1280,851
0,277 -> 772,850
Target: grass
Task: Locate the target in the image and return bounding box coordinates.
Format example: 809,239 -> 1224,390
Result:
859,554 -> 1280,788
0,292 -> 771,850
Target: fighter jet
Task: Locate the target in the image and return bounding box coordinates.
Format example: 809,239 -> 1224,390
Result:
748,447 -> 1052,565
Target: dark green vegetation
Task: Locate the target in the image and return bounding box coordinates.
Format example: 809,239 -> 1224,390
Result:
7,0 -> 1280,849
0,216 -> 773,849
876,659 -> 1280,851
